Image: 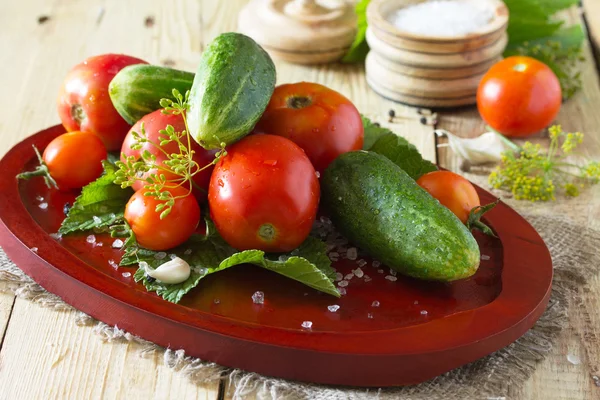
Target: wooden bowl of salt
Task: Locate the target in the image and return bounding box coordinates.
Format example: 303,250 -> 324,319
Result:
365,0 -> 509,108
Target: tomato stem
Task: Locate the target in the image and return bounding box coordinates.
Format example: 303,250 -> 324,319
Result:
466,199 -> 499,237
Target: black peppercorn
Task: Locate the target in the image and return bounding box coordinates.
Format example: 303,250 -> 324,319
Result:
63,202 -> 71,216
419,116 -> 427,125
388,109 -> 395,118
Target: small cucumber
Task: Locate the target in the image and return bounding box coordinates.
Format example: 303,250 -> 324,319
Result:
187,32 -> 276,150
109,64 -> 194,125
321,151 -> 480,281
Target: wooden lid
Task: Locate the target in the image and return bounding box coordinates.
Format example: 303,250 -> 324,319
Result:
238,0 -> 357,64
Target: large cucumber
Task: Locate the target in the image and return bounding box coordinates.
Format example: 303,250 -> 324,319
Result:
109,64 -> 194,125
321,151 -> 480,281
188,33 -> 276,150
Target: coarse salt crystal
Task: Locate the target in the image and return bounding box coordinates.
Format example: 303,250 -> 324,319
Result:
108,259 -> 118,269
389,269 -> 397,276
338,288 -> 347,295
36,195 -> 44,202
315,171 -> 321,178
357,259 -> 367,267
344,273 -> 354,280
122,272 -> 131,278
367,313 -> 374,319
385,275 -> 398,282
169,253 -> 177,260
328,304 -> 340,312
372,300 -> 380,307
39,202 -> 48,210
364,275 -> 372,282
421,310 -> 428,315
154,252 -> 167,260
30,247 -> 38,253
346,247 -> 357,260
338,280 -> 349,287
335,272 -> 343,282
252,291 -> 264,305
95,242 -> 103,247
112,239 -> 124,248
378,269 -> 384,274
50,233 -> 63,240
372,260 -> 381,268
301,321 -> 313,329
354,268 -> 364,278
86,235 -> 96,244
387,0 -> 494,38
481,254 -> 491,261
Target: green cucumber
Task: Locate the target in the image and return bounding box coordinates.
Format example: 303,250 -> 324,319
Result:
109,64 -> 194,125
188,32 -> 276,150
321,151 -> 480,281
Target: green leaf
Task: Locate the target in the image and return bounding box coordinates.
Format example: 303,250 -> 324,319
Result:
126,221 -> 339,303
341,0 -> 370,63
58,161 -> 133,234
361,116 -> 437,179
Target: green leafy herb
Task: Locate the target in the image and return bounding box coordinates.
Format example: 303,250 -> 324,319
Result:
124,218 -> 339,303
341,0 -> 371,63
59,161 -> 133,234
489,125 -> 600,201
362,116 -> 437,179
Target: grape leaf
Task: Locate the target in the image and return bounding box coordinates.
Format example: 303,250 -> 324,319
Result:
126,219 -> 340,303
361,116 -> 437,180
58,161 -> 133,234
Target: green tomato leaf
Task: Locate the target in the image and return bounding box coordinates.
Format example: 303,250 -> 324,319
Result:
341,0 -> 371,63
126,220 -> 339,303
58,161 -> 133,235
361,116 -> 437,180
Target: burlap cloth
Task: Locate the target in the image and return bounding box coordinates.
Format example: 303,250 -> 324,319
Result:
1,181 -> 599,400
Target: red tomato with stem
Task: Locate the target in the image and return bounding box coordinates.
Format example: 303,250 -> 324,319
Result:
120,109 -> 217,201
124,187 -> 200,251
417,171 -> 480,224
18,131 -> 107,191
209,134 -> 320,252
477,56 -> 562,137
57,54 -> 147,151
254,82 -> 363,172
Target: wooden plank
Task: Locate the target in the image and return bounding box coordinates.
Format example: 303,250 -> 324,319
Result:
0,293 -> 14,347
583,0 -> 600,57
0,299 -> 219,399
437,7 -> 600,400
0,0 -> 219,398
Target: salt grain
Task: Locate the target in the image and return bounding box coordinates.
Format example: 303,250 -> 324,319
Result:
30,247 -> 38,253
184,249 -> 192,255
385,275 -> 398,282
108,259 -> 119,269
481,254 -> 491,261
364,275 -> 372,282
387,0 -> 494,38
338,280 -> 349,287
372,260 -> 381,268
367,313 -> 374,319
420,310 -> 428,315
338,288 -> 347,295
50,233 -> 63,240
357,259 -> 367,268
154,252 -> 167,260
301,321 -> 313,329
36,195 -> 44,202
252,291 -> 264,305
344,273 -> 354,281
214,298 -> 220,304
353,268 -> 364,278
328,305 -> 340,312
389,269 -> 397,276
335,272 -> 343,282
372,300 -> 380,307
39,202 -> 48,210
315,171 -> 321,178
169,253 -> 177,260
346,247 -> 357,260
112,239 -> 124,248
122,272 -> 131,278
86,235 -> 96,244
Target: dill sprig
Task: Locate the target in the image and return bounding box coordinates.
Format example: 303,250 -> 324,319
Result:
114,89 -> 226,219
489,125 -> 600,201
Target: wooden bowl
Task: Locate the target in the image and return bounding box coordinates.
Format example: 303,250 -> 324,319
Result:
0,126 -> 553,387
367,0 -> 509,53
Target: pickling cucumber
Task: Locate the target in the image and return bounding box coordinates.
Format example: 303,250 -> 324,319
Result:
321,151 -> 480,281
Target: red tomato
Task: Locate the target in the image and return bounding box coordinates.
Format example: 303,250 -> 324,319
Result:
416,171 -> 480,224
42,131 -> 107,190
57,54 -> 147,151
121,109 -> 217,201
254,82 -> 363,172
124,187 -> 200,251
477,56 -> 562,137
209,134 -> 319,252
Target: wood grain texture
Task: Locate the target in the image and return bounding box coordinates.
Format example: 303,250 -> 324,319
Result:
583,0 -> 600,58
436,6 -> 600,400
0,293 -> 14,348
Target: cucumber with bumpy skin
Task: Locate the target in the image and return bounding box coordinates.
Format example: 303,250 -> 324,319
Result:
187,32 -> 276,150
321,151 -> 480,281
109,64 -> 195,125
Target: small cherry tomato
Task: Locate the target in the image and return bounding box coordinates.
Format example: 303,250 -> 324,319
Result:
477,56 -> 562,137
120,109 -> 217,201
417,171 -> 480,224
209,134 -> 319,252
124,187 -> 200,251
32,131 -> 107,190
254,82 -> 363,172
57,54 -> 147,151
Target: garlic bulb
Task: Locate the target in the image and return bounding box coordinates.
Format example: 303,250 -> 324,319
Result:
435,129 -> 520,165
143,257 -> 191,284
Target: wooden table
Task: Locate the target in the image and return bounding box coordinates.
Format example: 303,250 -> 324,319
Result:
0,1 -> 599,399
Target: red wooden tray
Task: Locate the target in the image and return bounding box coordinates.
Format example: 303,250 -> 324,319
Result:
0,125 -> 553,387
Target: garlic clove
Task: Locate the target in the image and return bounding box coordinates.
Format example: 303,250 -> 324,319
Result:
144,257 -> 191,284
435,129 -> 519,165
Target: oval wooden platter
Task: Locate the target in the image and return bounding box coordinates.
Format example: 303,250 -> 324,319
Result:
0,125 -> 553,387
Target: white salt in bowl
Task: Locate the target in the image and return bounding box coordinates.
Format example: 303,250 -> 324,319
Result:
367,0 -> 509,54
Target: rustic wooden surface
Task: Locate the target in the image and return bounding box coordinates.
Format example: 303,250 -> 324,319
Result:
0,1 -> 598,399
